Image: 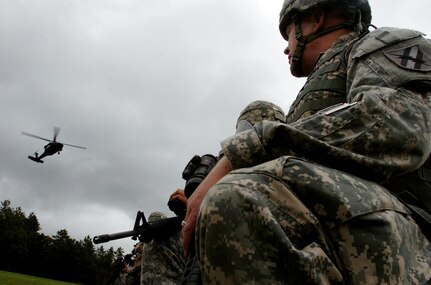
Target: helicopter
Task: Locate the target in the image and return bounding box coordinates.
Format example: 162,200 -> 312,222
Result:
22,127 -> 86,163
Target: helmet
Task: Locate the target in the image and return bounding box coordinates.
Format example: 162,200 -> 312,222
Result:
279,0 -> 372,41
236,100 -> 285,132
148,211 -> 167,222
279,0 -> 371,77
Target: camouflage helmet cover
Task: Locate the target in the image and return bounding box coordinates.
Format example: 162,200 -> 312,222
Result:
279,0 -> 372,40
236,100 -> 285,129
148,211 -> 167,222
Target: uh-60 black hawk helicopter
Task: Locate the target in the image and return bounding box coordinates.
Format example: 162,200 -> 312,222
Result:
22,127 -> 86,163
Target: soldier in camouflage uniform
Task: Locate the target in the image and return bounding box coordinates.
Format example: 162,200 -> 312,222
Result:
181,0 -> 431,284
140,211 -> 185,285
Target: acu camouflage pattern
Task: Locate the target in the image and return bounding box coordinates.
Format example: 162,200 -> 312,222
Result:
235,100 -> 286,133
198,157 -> 431,284
285,32 -> 358,123
197,27 -> 431,284
140,211 -> 185,285
236,100 -> 286,126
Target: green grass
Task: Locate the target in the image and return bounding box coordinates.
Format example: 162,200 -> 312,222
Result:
0,271 -> 78,285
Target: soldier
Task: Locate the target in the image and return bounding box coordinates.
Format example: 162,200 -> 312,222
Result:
182,0 -> 431,284
140,211 -> 185,285
123,242 -> 143,285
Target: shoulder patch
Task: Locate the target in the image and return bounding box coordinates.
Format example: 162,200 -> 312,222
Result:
384,45 -> 431,71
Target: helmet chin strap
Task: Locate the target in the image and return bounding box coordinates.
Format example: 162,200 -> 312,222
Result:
291,11 -> 367,77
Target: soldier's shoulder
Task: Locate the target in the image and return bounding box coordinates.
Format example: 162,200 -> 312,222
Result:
350,27 -> 431,74
351,27 -> 427,58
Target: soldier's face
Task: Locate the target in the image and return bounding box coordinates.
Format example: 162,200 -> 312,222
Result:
283,24 -> 297,67
283,16 -> 317,77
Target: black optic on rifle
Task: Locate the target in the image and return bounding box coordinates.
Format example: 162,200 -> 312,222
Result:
182,154 -> 218,198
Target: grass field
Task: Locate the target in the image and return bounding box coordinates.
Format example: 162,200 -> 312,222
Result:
0,271 -> 78,285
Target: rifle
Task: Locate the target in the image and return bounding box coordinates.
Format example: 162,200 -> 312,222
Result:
93,154 -> 218,285
93,211 -> 182,244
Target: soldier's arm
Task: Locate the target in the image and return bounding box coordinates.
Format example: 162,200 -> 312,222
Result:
182,156 -> 232,256
221,31 -> 431,182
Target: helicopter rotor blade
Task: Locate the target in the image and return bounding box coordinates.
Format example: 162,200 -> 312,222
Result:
62,143 -> 87,149
22,131 -> 52,142
53,126 -> 61,142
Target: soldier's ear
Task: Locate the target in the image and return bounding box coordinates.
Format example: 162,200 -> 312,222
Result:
311,10 -> 325,33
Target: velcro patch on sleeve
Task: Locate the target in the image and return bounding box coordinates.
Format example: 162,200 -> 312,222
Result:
384,44 -> 431,71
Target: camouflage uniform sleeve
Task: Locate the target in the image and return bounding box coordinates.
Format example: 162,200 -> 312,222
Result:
222,28 -> 431,182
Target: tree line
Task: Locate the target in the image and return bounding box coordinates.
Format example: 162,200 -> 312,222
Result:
0,200 -> 124,285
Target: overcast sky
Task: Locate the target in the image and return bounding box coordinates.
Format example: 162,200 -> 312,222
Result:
1,0 -> 430,253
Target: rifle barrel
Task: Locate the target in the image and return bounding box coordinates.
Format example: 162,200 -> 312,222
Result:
92,214 -> 183,245
93,230 -> 137,244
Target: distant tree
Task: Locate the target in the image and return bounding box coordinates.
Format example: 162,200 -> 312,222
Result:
26,232 -> 52,276
25,212 -> 41,233
0,200 -> 29,271
0,200 -> 126,285
76,236 -> 98,285
21,211 -> 47,275
95,245 -> 124,285
46,229 -> 80,282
